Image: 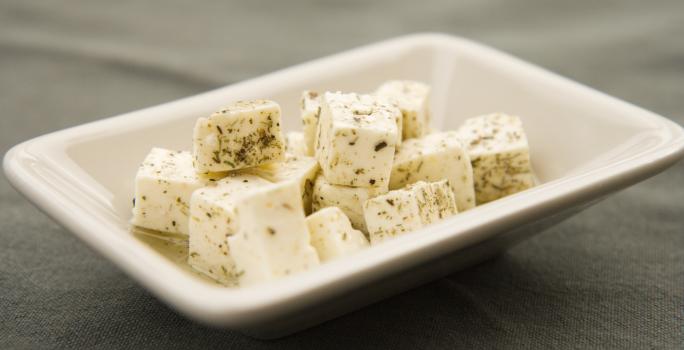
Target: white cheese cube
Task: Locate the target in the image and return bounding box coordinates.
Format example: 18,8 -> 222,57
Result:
363,180 -> 458,244
457,113 -> 535,204
228,180 -> 320,286
131,148 -> 224,236
193,99 -> 285,173
284,131 -> 308,157
315,92 -> 400,189
188,174 -> 271,284
376,80 -> 431,139
311,174 -> 387,233
242,154 -> 319,215
300,90 -> 321,156
306,207 -> 369,262
417,180 -> 459,222
363,188 -> 423,244
390,131 -> 476,211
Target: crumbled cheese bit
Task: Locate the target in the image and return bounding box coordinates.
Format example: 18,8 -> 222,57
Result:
457,113 -> 535,203
131,148 -> 225,235
315,91 -> 400,188
312,174 -> 388,233
376,80 -> 431,140
300,90 -> 321,156
193,99 -> 285,172
390,131 -> 476,211
306,207 -> 369,262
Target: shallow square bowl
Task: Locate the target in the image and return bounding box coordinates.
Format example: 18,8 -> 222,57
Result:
4,33 -> 684,338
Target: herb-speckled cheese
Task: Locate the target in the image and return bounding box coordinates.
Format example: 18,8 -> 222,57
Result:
376,80 -> 430,140
242,154 -> 319,215
300,90 -> 321,156
284,131 -> 308,157
315,92 -> 400,189
311,174 -> 387,233
363,187 -> 422,244
363,180 -> 458,244
457,113 -> 535,204
188,174 -> 271,284
228,180 -> 320,287
305,207 -> 369,262
193,99 -> 285,173
390,131 -> 476,211
131,148 -> 224,236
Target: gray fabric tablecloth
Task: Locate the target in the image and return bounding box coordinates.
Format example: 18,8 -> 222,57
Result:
1,1 -> 682,348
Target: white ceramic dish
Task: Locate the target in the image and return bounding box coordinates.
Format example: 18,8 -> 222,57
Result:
4,33 -> 684,338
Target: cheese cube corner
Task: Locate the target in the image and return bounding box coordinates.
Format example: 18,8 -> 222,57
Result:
458,113 -> 535,204
376,80 -> 431,140
391,131 -> 476,211
315,91 -> 400,189
306,207 -> 369,262
131,148 -> 224,236
193,99 -> 285,172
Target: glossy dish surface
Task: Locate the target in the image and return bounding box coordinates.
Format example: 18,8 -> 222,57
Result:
4,33 -> 684,338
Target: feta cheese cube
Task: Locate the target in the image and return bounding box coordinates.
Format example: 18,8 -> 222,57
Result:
306,207 -> 369,262
363,187 -> 423,244
315,92 -> 400,188
311,174 -> 387,233
300,90 -> 321,156
188,174 -> 271,284
376,80 -> 431,139
193,99 -> 285,173
363,180 -> 458,244
284,131 -> 308,157
457,113 -> 535,203
228,181 -> 320,286
390,131 -> 476,211
242,154 -> 319,215
131,148 -> 224,236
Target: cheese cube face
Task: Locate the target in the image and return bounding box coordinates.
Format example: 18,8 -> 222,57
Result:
411,180 -> 459,222
458,113 -> 535,204
242,154 -> 319,215
376,80 -> 431,140
311,174 -> 387,233
284,131 -> 308,157
193,99 -> 285,173
315,92 -> 400,188
188,174 -> 271,284
390,131 -> 476,211
363,180 -> 458,244
363,188 -> 423,244
300,90 -> 321,156
306,207 -> 369,262
228,181 -> 320,286
131,148 -> 224,236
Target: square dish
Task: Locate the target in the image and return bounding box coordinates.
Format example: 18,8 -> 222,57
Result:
4,33 -> 683,338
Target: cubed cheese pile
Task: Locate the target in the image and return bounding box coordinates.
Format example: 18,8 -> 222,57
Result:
131,80 -> 536,287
